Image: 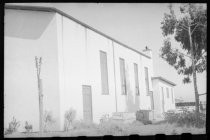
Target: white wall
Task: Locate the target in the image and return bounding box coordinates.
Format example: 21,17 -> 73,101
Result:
5,9 -> 156,132
113,42 -> 153,112
5,10 -> 61,132
59,15 -> 117,126
86,29 -> 117,123
59,13 -> 154,125
152,79 -> 176,119
158,82 -> 176,112
152,80 -> 162,119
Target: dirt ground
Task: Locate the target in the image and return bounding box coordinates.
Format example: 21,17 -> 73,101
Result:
4,122 -> 205,138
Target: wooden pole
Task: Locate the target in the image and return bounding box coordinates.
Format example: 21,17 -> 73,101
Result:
35,56 -> 44,132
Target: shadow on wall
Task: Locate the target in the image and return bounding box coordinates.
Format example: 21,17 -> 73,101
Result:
125,65 -> 140,113
5,10 -> 54,40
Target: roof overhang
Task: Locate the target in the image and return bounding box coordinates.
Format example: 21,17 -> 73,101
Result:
5,4 -> 151,59
152,76 -> 176,86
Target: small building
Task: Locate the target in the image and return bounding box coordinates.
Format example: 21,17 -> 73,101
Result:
4,5 -> 176,132
152,77 -> 176,120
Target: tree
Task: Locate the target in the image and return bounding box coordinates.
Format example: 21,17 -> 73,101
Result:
160,3 -> 206,119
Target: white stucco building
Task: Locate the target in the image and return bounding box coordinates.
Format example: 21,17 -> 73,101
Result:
152,77 -> 176,120
4,5 -> 176,132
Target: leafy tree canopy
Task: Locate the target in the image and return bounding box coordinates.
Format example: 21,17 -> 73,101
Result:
160,4 -> 206,83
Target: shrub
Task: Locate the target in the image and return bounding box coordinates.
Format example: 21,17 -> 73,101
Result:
4,117 -> 20,135
164,108 -> 206,128
100,114 -> 110,123
43,111 -> 55,132
72,120 -> 97,130
64,108 -> 76,131
24,121 -> 33,133
98,120 -> 129,135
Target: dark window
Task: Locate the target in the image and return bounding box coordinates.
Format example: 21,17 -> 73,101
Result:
144,67 -> 149,95
134,63 -> 140,95
119,58 -> 126,95
166,88 -> 169,98
100,51 -> 109,95
171,88 -> 174,103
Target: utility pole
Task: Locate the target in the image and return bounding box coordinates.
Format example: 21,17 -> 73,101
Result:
35,56 -> 44,132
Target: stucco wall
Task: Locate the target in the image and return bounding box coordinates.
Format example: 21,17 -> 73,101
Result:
58,15 -> 117,126
5,9 -> 156,132
58,13 -> 154,125
158,81 -> 176,112
152,79 -> 176,119
4,9 -> 61,132
113,42 -> 153,112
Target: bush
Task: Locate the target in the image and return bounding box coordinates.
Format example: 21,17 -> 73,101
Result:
64,108 -> 76,131
164,108 -> 206,128
100,114 -> 110,123
98,120 -> 129,135
5,117 -> 20,135
24,121 -> 33,133
72,120 -> 97,130
43,111 -> 56,132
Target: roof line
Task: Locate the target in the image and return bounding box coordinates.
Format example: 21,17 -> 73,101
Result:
5,4 -> 151,59
152,76 -> 176,86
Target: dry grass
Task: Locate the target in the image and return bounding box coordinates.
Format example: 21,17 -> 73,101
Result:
5,120 -> 205,138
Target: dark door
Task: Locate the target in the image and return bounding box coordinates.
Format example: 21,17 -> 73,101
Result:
82,85 -> 93,122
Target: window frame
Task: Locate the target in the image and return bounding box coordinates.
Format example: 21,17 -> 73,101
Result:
99,50 -> 109,95
144,67 -> 150,95
166,87 -> 169,98
171,88 -> 174,103
134,63 -> 140,96
119,58 -> 127,95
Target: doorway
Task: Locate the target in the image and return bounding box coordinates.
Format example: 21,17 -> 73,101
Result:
82,85 -> 93,122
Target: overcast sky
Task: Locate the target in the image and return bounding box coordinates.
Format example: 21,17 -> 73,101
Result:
7,3 -> 207,101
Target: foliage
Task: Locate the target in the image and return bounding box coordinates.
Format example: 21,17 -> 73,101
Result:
24,121 -> 33,133
164,108 -> 206,128
72,120 -> 97,130
43,111 -> 55,132
99,114 -> 110,123
4,117 -> 20,135
98,120 -> 129,135
64,108 -> 76,131
160,3 -> 206,84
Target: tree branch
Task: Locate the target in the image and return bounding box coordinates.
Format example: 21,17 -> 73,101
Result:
173,49 -> 192,59
191,22 -> 202,35
180,22 -> 189,30
178,24 -> 189,31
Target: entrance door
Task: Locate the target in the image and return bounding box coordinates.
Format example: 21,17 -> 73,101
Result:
82,85 -> 93,122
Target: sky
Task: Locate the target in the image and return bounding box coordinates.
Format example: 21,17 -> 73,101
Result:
8,3 -> 207,102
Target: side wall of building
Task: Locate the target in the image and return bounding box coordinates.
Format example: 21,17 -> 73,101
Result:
58,13 -> 154,126
5,10 -> 61,132
158,81 -> 176,113
152,80 -> 162,120
57,15 -> 117,128
113,43 -> 153,112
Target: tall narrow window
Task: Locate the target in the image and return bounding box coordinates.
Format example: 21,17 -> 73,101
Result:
161,87 -> 165,112
166,87 -> 169,98
144,67 -> 149,95
134,63 -> 140,95
171,88 -> 174,103
119,58 -> 126,95
100,51 -> 109,95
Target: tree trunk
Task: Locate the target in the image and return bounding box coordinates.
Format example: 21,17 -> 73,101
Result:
188,23 -> 200,117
